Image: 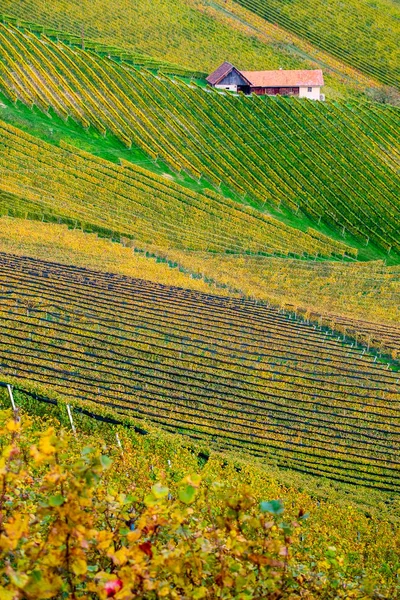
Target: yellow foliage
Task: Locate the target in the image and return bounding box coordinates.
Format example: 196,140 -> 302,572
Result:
0,218 -> 214,295
0,406 -> 397,598
0,0 -> 392,97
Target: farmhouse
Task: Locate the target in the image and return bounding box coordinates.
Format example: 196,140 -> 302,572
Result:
206,62 -> 325,100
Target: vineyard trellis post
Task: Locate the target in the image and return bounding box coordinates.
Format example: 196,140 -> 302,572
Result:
6,383 -> 16,411
66,403 -> 77,436
116,432 -> 124,455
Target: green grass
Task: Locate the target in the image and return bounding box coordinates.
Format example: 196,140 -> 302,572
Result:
0,93 -> 396,264
0,21 -> 397,258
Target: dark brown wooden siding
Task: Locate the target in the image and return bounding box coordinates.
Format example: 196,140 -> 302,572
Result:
251,86 -> 300,96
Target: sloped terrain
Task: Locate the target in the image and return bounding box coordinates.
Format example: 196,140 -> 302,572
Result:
0,2 -> 365,96
0,397 -> 399,598
0,217 -> 219,294
0,0 -> 398,549
0,23 -> 398,255
1,253 -> 399,491
0,0 -> 314,73
1,217 -> 399,361
0,121 -> 356,259
0,0 -> 396,96
159,251 -> 400,356
0,20 -> 205,78
232,0 -> 400,88
1,216 -> 399,361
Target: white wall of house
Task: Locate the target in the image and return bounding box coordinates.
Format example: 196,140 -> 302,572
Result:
215,84 -> 237,92
299,86 -> 322,100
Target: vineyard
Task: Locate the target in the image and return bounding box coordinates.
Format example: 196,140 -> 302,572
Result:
1,218 -> 399,359
0,0 -> 397,96
0,0 -> 312,76
0,1 -> 399,594
231,0 -> 400,88
0,399 -> 399,598
0,23 -> 399,254
0,120 -> 358,259
151,249 -> 400,357
0,217 -> 219,295
1,253 -> 399,493
0,15 -> 206,78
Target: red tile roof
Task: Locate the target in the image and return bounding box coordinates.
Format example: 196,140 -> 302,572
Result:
240,69 -> 324,88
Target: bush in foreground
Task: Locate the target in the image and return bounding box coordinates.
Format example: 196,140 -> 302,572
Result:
0,408 -> 395,599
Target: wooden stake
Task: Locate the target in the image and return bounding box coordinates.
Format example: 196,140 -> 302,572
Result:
116,433 -> 124,454
6,384 -> 16,411
66,404 -> 76,436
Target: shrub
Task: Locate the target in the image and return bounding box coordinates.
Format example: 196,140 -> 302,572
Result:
0,408 -> 376,598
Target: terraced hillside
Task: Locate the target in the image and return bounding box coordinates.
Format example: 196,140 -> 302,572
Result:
0,0 -> 399,536
156,250 -> 400,356
1,216 -> 398,356
1,217 -> 399,364
0,217 -> 221,295
0,23 -> 399,255
1,253 -> 399,492
0,17 -> 206,78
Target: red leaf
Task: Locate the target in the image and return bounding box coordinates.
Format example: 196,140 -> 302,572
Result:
139,541 -> 153,558
105,579 -> 123,597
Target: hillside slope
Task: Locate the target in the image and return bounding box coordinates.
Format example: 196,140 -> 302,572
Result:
0,120 -> 357,259
232,0 -> 400,88
0,3 -> 398,557
0,25 -> 399,257
1,253 -> 399,492
1,217 -> 399,364
0,0 -> 395,98
1,217 -> 399,355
